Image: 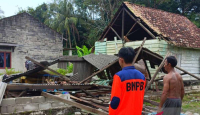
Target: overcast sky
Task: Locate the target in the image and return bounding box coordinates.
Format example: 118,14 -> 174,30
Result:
0,0 -> 52,17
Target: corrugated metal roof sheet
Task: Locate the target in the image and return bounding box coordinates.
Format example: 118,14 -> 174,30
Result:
83,54 -> 118,70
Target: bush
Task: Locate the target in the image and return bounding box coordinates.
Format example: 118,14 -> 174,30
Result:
56,68 -> 68,75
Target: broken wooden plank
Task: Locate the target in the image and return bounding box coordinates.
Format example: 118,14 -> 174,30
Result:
79,59 -> 119,84
81,88 -> 95,98
7,84 -> 93,91
17,90 -> 26,97
25,56 -> 70,81
145,52 -> 170,92
41,92 -> 108,115
133,37 -> 146,64
144,98 -> 159,106
70,95 -> 109,112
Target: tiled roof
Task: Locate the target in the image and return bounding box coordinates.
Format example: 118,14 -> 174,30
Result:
124,2 -> 200,48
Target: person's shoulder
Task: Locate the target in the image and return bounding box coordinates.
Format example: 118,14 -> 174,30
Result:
115,70 -> 123,77
175,72 -> 183,80
163,74 -> 170,81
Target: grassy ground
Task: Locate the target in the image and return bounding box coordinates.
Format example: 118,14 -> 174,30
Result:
144,92 -> 200,113
182,92 -> 200,113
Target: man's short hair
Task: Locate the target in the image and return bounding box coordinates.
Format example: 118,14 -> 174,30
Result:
166,56 -> 177,67
118,47 -> 135,64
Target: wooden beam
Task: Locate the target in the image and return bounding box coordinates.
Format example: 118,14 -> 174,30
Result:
124,8 -> 157,39
41,92 -> 108,115
110,27 -> 122,40
17,91 -> 26,97
81,88 -> 95,98
63,48 -> 76,51
92,84 -> 112,89
144,99 -> 159,106
101,9 -> 123,40
145,52 -> 170,92
126,22 -> 137,36
180,73 -> 187,75
133,37 -> 146,64
70,95 -> 108,112
59,56 -> 84,62
79,59 -> 119,84
144,59 -> 151,79
176,66 -> 200,80
122,8 -> 125,43
25,56 -> 70,81
142,50 -> 200,80
7,84 -> 93,91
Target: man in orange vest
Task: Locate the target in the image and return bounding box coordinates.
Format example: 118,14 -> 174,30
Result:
109,47 -> 146,115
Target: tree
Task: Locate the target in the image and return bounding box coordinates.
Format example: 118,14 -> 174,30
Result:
17,3 -> 50,23
0,7 -> 4,19
45,0 -> 79,48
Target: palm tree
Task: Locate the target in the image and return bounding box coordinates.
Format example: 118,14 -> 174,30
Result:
45,0 -> 79,48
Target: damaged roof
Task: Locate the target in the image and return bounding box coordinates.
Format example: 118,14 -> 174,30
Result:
83,54 -> 118,70
124,2 -> 200,48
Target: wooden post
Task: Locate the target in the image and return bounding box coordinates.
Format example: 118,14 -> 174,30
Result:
41,92 -> 108,115
145,52 -> 170,92
25,56 -> 70,81
133,37 -> 147,64
79,59 -> 119,84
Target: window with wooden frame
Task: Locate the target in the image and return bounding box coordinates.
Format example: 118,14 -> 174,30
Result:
0,52 -> 11,69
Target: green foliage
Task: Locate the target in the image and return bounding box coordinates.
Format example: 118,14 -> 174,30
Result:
76,45 -> 92,57
4,68 -> 21,75
56,68 -> 68,75
67,64 -> 73,73
16,0 -> 200,51
46,64 -> 73,76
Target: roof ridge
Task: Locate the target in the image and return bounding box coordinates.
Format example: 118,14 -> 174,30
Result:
123,1 -> 188,19
0,12 -> 63,36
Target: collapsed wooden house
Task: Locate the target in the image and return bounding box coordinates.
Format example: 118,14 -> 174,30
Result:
95,2 -> 200,81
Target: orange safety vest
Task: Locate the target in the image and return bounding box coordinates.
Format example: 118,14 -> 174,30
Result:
109,66 -> 146,115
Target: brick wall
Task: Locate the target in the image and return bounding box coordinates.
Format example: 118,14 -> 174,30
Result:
0,94 -> 70,114
0,13 -> 63,72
